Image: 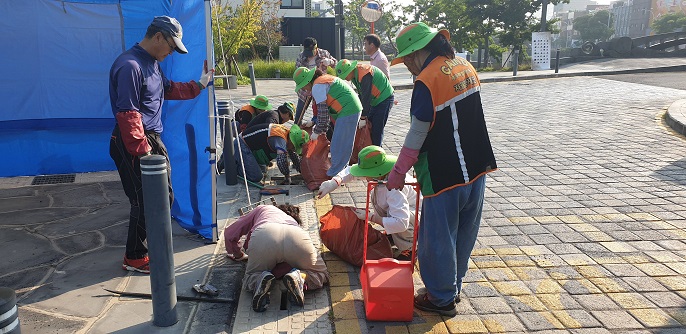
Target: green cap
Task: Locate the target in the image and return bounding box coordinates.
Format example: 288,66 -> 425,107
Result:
279,102 -> 295,120
288,124 -> 310,155
293,67 -> 316,92
249,95 -> 272,110
349,145 -> 397,178
335,59 -> 358,80
391,22 -> 450,66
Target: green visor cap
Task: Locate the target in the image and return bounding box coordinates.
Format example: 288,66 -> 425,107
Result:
249,95 -> 272,110
349,145 -> 397,178
335,59 -> 358,79
288,124 -> 310,155
391,22 -> 450,66
293,67 -> 316,92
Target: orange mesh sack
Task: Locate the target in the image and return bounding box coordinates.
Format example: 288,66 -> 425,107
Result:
349,120 -> 373,164
319,205 -> 393,266
300,135 -> 331,190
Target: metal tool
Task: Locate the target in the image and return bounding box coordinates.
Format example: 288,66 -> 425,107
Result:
103,288 -> 233,303
238,196 -> 277,215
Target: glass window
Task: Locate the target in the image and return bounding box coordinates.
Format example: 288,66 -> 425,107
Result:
281,0 -> 304,9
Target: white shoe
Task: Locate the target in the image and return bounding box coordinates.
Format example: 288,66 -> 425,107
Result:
283,268 -> 305,306
252,271 -> 274,312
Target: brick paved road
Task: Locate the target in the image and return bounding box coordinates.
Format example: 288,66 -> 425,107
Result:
328,76 -> 686,332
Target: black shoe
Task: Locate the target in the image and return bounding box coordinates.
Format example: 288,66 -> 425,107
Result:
252,271 -> 275,312
395,249 -> 412,261
413,293 -> 457,317
455,293 -> 461,304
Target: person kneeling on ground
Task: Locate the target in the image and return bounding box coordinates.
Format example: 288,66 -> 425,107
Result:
223,204 -> 329,312
245,101 -> 295,129
317,145 -> 420,261
235,95 -> 272,133
234,123 -> 308,185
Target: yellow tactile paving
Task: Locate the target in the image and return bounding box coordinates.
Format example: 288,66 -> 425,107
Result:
629,308 -> 682,327
444,315 -> 488,333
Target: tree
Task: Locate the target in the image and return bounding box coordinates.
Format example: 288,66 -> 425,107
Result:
651,12 -> 686,34
343,0 -> 370,58
212,0 -> 263,75
254,0 -> 284,61
573,10 -> 614,43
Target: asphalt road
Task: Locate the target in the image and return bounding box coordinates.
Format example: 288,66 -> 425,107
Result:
601,72 -> 686,91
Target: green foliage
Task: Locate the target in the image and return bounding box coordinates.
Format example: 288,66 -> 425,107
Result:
573,10 -> 614,43
651,12 -> 686,34
236,60 -> 297,79
212,0 -> 264,75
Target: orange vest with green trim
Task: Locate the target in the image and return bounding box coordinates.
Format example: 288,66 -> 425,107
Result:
241,123 -> 289,164
313,74 -> 362,120
414,56 -> 497,197
352,64 -> 393,106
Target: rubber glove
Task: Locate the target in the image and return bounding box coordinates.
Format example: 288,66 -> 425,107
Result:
310,132 -> 319,141
358,118 -> 367,129
199,60 -> 215,89
386,146 -> 419,190
317,177 -> 341,198
303,120 -> 315,128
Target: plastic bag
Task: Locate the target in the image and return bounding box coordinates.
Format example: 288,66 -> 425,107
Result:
319,205 -> 393,266
300,135 -> 331,190
349,120 -> 373,165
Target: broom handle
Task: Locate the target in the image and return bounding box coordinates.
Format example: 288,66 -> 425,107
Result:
296,96 -> 312,126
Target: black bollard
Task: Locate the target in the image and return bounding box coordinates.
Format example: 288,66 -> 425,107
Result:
140,155 -> 178,327
248,62 -> 256,96
555,49 -> 561,73
513,49 -> 519,77
0,287 -> 20,333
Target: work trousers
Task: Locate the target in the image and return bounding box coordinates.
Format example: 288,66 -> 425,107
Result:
244,223 -> 329,292
368,94 -> 394,147
109,125 -> 173,259
418,175 -> 486,307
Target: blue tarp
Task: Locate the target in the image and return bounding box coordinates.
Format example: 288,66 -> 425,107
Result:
0,0 -> 215,239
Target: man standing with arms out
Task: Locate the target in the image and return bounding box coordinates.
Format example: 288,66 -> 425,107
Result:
363,34 -> 390,79
387,22 -> 497,316
109,16 -> 213,274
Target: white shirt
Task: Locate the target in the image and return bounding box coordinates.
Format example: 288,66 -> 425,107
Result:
369,49 -> 390,79
336,166 -> 420,235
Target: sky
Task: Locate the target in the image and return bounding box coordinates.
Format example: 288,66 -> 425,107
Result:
385,0 -> 615,19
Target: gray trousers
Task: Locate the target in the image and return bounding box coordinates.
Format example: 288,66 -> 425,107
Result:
243,223 -> 329,291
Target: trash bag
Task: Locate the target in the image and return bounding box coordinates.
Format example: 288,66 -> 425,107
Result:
349,120 -> 373,165
319,205 -> 393,266
301,135 -> 331,190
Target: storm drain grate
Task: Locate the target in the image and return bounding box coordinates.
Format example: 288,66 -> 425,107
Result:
31,174 -> 76,185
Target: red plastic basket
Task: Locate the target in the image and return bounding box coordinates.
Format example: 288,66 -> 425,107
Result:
360,181 -> 420,322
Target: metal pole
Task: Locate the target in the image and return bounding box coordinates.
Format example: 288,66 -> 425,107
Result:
540,0 -> 548,32
140,155 -> 178,327
555,48 -> 560,73
204,0 -> 217,242
334,0 -> 342,59
248,62 -> 256,96
224,117 -> 237,185
513,49 -> 519,76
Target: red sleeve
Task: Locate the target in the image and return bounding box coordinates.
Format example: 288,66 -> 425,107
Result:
115,111 -> 151,156
164,80 -> 202,100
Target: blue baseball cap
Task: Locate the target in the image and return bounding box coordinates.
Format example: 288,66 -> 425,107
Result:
151,16 -> 188,54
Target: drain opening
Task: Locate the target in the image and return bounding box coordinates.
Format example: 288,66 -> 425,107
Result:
31,174 -> 76,185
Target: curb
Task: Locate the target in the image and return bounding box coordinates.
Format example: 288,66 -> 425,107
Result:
391,64 -> 686,90
666,99 -> 686,137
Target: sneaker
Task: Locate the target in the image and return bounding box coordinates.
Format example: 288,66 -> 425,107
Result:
413,293 -> 457,317
283,268 -> 305,306
252,271 -> 275,312
455,293 -> 461,304
122,256 -> 150,274
396,249 -> 412,261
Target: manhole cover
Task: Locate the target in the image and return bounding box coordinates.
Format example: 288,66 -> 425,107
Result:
31,174 -> 76,185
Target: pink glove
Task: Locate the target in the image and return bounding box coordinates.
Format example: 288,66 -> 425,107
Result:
386,146 -> 419,190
